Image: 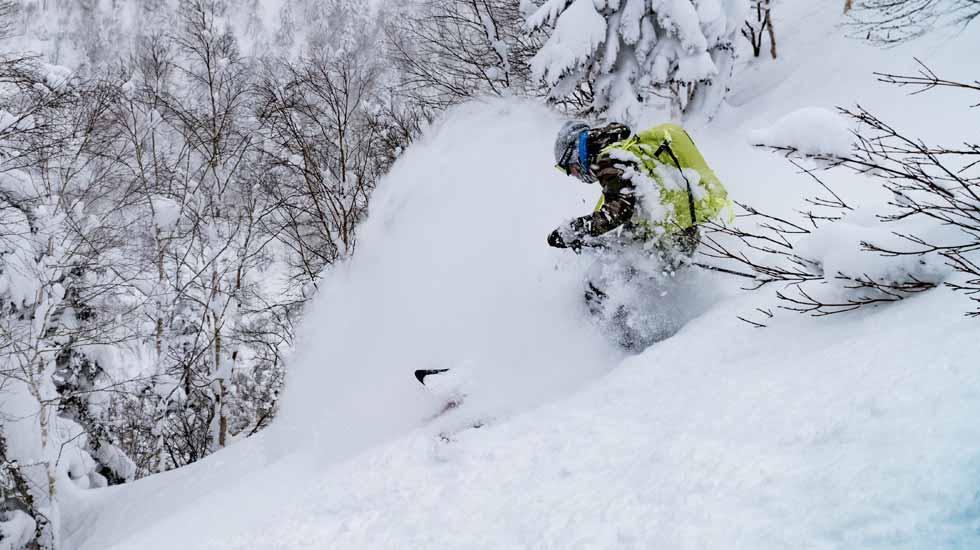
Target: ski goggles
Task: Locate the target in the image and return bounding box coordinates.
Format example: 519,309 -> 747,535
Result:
555,141 -> 577,175
555,131 -> 596,182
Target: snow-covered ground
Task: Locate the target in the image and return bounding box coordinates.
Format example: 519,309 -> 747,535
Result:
65,3 -> 980,549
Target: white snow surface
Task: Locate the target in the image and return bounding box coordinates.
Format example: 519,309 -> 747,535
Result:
748,106 -> 854,157
67,3 -> 980,549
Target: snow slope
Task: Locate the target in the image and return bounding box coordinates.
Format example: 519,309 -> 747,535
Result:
79,287 -> 980,550
67,3 -> 980,549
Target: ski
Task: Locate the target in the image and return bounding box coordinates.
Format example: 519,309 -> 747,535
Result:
414,368 -> 450,385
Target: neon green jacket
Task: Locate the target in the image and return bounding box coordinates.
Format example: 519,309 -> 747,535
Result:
597,123 -> 731,238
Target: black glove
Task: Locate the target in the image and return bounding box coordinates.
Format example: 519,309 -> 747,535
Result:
548,228 -> 583,252
547,229 -> 567,249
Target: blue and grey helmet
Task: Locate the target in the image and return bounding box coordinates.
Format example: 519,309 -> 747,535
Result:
554,120 -> 590,169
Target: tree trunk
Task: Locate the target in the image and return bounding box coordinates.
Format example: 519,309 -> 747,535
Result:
766,9 -> 778,59
155,229 -> 164,357
218,379 -> 228,448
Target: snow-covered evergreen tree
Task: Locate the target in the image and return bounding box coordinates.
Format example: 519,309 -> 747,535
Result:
525,0 -> 749,122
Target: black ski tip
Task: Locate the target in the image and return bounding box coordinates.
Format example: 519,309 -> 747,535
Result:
414,368 -> 450,385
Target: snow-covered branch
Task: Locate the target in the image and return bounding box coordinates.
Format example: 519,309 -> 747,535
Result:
705,64 -> 979,319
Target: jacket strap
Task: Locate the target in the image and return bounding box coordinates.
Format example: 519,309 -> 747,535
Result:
654,140 -> 698,227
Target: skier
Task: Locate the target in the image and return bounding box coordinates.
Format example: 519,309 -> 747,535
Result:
548,120 -> 729,258
548,120 -> 730,349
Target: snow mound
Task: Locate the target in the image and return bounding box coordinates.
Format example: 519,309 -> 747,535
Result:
747,107 -> 853,157
796,207 -> 953,285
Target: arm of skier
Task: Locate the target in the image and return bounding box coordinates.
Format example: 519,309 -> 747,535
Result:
565,161 -> 637,240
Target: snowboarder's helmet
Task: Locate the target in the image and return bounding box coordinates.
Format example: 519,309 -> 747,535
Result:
554,120 -> 590,170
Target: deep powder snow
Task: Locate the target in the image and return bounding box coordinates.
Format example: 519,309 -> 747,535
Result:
66,3 -> 980,549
